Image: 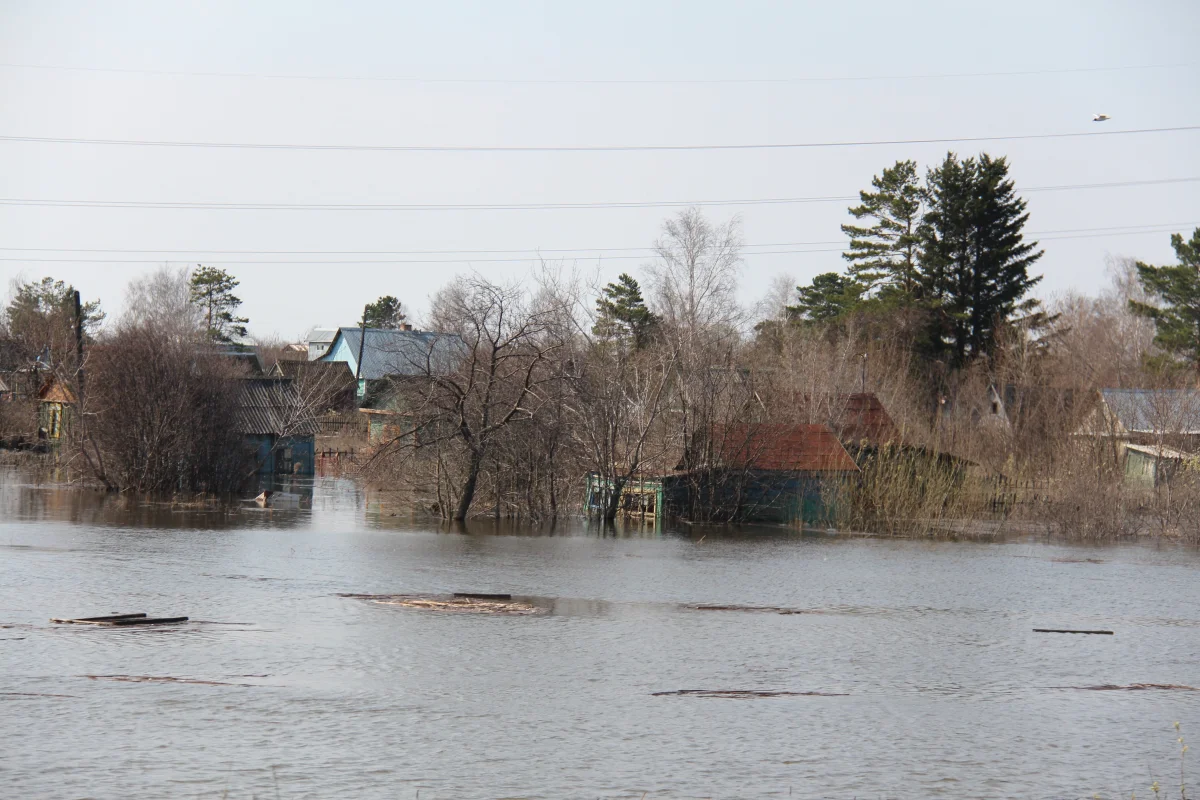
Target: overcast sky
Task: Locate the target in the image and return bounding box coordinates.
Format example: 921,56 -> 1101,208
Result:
1,0 -> 1198,340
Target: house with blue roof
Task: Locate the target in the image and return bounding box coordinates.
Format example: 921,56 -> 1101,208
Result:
318,326 -> 462,443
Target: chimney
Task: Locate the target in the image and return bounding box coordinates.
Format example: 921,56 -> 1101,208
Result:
400,322 -> 413,331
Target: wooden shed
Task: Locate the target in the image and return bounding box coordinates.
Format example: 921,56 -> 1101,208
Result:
37,375 -> 76,443
235,378 -> 320,476
586,423 -> 859,526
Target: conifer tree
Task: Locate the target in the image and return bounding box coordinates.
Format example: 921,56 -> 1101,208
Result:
787,272 -> 865,324
918,153 -> 1043,367
189,266 -> 249,343
1129,227 -> 1200,371
362,295 -> 406,329
593,273 -> 659,348
841,159 -> 923,296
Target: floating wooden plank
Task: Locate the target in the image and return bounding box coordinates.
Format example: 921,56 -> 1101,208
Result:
1033,628 -> 1113,635
1058,683 -> 1197,691
652,689 -> 848,698
51,613 -> 147,624
452,593 -> 513,601
687,604 -> 808,615
52,615 -> 187,626
85,674 -> 250,686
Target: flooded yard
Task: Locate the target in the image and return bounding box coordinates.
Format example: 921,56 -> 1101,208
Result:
3,467 -> 1200,799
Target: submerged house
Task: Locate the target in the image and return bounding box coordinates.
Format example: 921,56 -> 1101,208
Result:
586,423 -> 860,526
318,326 -> 462,445
269,359 -> 357,412
1073,388 -> 1200,487
235,378 -> 320,476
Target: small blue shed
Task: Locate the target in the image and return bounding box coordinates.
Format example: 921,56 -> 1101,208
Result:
235,378 -> 320,476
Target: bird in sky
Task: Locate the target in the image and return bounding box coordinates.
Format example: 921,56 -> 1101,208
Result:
1093,113 -> 1111,122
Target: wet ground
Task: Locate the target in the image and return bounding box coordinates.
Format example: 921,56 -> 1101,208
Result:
2,467 -> 1200,799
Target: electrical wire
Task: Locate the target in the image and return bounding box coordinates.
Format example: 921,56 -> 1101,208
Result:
0,61 -> 1191,84
0,177 -> 1194,213
1,126 -> 1197,153
0,226 -> 1189,265
0,222 -> 1191,257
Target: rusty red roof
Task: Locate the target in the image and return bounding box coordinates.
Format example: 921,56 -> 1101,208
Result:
835,393 -> 898,446
38,375 -> 76,405
711,423 -> 859,472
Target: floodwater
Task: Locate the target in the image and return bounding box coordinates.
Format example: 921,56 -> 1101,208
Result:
2,467 -> 1200,800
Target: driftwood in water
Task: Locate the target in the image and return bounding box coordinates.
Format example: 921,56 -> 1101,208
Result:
50,613 -> 147,624
1061,683 -> 1197,692
452,593 -> 513,601
85,675 -> 252,686
338,593 -> 541,615
651,689 -> 848,698
52,615 -> 188,626
1033,628 -> 1113,635
686,604 -> 808,615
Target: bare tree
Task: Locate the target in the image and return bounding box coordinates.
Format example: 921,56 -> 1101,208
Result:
86,268 -> 247,492
645,207 -> 745,339
570,338 -> 677,522
383,275 -> 566,521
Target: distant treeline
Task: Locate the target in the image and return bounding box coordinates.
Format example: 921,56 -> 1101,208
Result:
4,151 -> 1200,538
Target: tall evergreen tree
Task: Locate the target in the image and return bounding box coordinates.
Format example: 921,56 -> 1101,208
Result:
189,266 -> 249,343
362,295 -> 407,329
841,159 -> 923,296
786,272 -> 865,324
1129,227 -> 1200,371
918,153 -> 1043,367
5,277 -> 104,364
593,273 -> 659,348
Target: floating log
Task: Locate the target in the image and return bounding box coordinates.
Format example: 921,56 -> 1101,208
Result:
687,604 -> 808,615
1033,628 -> 1113,635
85,675 -> 251,686
338,593 -> 541,615
452,593 -> 513,601
1063,683 -> 1197,692
652,689 -> 848,698
52,615 -> 188,626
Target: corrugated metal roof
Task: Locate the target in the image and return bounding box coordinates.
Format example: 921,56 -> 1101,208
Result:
1125,442 -> 1192,460
234,378 -> 320,436
306,327 -> 337,345
711,424 -> 859,472
273,359 -> 354,382
1100,389 -> 1200,435
785,392 -> 900,446
323,327 -> 462,380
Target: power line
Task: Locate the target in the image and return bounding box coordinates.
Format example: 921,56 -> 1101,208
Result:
0,177 -> 1194,214
0,60 -> 1191,85
0,222 -> 1191,257
0,126 -> 1197,153
0,225 -> 1189,266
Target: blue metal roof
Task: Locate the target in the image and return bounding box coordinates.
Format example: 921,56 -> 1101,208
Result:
321,327 -> 462,380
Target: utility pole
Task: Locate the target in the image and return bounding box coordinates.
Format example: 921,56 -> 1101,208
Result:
74,290 -> 85,407
354,306 -> 368,403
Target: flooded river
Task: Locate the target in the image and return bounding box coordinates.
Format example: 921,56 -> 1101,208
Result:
3,467 -> 1200,799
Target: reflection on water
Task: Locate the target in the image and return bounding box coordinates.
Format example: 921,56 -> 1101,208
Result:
3,463 -> 1200,799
